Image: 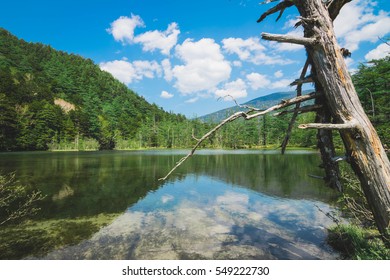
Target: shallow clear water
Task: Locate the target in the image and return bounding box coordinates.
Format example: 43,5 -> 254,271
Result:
0,150 -> 340,259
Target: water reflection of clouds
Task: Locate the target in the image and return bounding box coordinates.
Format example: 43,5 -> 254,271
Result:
161,194 -> 174,204
41,176 -> 339,260
216,191 -> 249,213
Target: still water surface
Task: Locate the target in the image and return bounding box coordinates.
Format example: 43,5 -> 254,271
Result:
0,150 -> 340,259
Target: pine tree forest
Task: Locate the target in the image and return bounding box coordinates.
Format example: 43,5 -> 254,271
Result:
0,28 -> 388,152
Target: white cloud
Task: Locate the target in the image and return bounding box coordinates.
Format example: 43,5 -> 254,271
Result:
246,72 -> 271,90
269,78 -> 292,89
107,14 -> 179,55
100,60 -> 136,84
161,59 -> 173,81
233,60 -> 242,67
215,79 -> 247,100
185,97 -> 199,103
172,38 -> 231,94
344,57 -> 355,69
107,14 -> 144,44
276,43 -> 304,52
222,37 -> 294,65
365,43 -> 390,61
99,60 -> 161,85
160,90 -> 174,99
334,1 -> 375,39
132,60 -> 162,78
134,22 -> 180,55
274,70 -> 284,78
334,0 -> 390,52
222,37 -> 265,60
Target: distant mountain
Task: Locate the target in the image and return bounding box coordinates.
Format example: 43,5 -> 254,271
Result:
199,90 -> 313,122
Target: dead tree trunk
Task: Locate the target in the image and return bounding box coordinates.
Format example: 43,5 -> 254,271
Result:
315,94 -> 343,192
260,0 -> 390,240
161,0 -> 390,242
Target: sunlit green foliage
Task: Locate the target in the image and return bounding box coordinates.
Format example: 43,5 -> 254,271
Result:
353,56 -> 390,148
0,28 -> 318,151
328,224 -> 390,259
1,27 -> 387,151
327,164 -> 390,259
0,28 -> 186,151
0,173 -> 44,226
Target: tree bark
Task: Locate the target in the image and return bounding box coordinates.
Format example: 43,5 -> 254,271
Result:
314,96 -> 343,192
293,0 -> 390,240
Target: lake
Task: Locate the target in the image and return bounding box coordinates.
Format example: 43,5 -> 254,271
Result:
0,149 -> 341,259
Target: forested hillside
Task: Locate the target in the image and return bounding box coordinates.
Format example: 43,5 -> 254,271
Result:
353,56 -> 390,149
0,28 -> 388,152
0,28 -> 316,151
0,28 -> 189,151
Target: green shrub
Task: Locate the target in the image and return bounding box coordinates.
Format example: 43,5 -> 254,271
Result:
0,172 -> 44,225
328,224 -> 389,259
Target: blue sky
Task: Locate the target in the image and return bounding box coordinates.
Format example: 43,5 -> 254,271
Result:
1,0 -> 390,117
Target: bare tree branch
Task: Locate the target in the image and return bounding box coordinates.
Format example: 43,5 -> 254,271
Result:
192,129 -> 200,141
298,121 -> 358,130
244,92 -> 320,119
274,104 -> 322,116
222,94 -> 262,112
261,32 -> 317,45
259,0 -> 279,4
378,36 -> 390,47
159,92 -> 321,181
281,58 -> 310,154
159,111 -> 248,181
257,1 -> 294,23
327,0 -> 352,21
290,76 -> 313,86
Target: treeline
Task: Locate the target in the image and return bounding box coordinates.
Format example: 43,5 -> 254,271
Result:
0,28 -> 187,151
0,27 -> 388,151
0,28 -> 315,151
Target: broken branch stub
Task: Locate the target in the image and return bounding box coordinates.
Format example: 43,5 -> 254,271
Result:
261,32 -> 316,46
298,121 -> 359,130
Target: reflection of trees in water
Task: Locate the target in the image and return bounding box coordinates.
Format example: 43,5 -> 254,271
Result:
0,152 -> 182,219
182,153 -> 337,202
0,151 -> 337,221
0,151 -> 340,260
37,181 -> 338,260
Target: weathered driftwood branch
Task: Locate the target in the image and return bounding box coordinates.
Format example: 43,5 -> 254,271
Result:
290,76 -> 313,86
280,58 -> 311,154
245,91 -> 320,120
298,121 -> 359,130
159,91 -> 321,181
327,0 -> 352,21
274,104 -> 322,116
252,0 -> 390,241
257,1 -> 294,23
294,0 -> 390,240
192,129 -> 200,141
224,94 -> 262,112
259,0 -> 279,4
159,111 -> 247,181
261,32 -> 316,45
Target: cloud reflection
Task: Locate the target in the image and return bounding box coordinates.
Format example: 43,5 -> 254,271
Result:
41,176 -> 339,260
